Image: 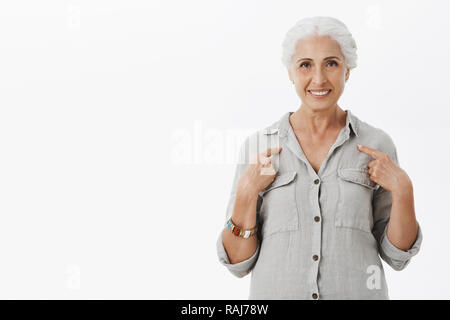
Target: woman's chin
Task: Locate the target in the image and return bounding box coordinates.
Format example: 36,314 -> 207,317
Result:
306,101 -> 334,111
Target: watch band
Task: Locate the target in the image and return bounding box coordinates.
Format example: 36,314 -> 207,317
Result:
226,217 -> 258,239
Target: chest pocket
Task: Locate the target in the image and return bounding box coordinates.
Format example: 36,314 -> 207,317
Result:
258,171 -> 298,239
335,168 -> 379,233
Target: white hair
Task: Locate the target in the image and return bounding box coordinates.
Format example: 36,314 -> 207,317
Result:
281,16 -> 358,72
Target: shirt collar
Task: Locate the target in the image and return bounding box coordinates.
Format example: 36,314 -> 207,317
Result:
278,108 -> 359,138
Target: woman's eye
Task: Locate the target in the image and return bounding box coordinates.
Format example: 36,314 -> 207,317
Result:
327,60 -> 338,67
299,61 -> 337,69
300,62 -> 310,68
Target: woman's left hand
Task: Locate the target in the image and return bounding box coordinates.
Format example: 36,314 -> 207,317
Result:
357,144 -> 413,196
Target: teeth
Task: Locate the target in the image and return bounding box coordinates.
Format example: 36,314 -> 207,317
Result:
309,90 -> 330,96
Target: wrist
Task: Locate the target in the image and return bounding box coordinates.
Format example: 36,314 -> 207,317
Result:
230,213 -> 257,230
237,183 -> 259,200
233,186 -> 258,230
227,216 -> 258,238
392,183 -> 413,200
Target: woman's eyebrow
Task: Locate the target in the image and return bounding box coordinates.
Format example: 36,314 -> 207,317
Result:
296,56 -> 341,63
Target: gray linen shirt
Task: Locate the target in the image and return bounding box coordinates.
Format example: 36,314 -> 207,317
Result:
216,109 -> 423,300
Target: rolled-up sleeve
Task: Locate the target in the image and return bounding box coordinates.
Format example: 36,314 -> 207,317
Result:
378,220 -> 422,270
216,135 -> 261,278
371,139 -> 423,271
216,229 -> 260,278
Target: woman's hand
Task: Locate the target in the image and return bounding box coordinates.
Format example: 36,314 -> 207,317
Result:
357,144 -> 412,196
237,147 -> 283,198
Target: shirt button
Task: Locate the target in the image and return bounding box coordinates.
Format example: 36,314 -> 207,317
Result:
312,255 -> 319,261
314,179 -> 320,184
312,293 -> 318,299
314,216 -> 320,222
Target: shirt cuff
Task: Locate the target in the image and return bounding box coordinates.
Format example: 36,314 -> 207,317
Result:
216,230 -> 260,278
379,222 -> 423,268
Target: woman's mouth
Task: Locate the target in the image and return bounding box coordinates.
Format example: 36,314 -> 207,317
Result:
308,89 -> 332,98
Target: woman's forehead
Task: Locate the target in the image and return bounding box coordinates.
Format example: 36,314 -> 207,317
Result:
294,35 -> 344,59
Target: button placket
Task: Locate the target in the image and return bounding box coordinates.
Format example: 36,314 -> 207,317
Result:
310,176 -> 321,299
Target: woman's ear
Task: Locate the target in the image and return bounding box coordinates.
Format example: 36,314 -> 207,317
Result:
287,68 -> 294,83
345,68 -> 350,82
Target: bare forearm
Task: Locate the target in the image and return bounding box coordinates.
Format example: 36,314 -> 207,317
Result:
387,185 -> 419,251
222,190 -> 259,264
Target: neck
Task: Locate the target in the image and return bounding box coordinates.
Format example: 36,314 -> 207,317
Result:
290,105 -> 346,136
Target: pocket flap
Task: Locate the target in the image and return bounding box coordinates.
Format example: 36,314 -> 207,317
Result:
259,171 -> 297,196
337,168 -> 379,190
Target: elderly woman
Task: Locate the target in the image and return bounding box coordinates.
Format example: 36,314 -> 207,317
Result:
216,16 -> 423,300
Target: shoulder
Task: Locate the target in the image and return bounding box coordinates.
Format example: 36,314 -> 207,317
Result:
237,113 -> 286,162
256,112 -> 286,136
241,112 -> 286,142
355,116 -> 398,162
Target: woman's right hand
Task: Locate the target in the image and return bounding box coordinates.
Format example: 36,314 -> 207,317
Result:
237,147 -> 283,198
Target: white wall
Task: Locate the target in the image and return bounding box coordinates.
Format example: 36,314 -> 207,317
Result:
0,0 -> 448,299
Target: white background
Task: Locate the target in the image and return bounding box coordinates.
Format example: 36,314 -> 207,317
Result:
0,0 -> 448,299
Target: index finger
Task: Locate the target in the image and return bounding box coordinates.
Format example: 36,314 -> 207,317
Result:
264,146 -> 282,157
357,144 -> 382,159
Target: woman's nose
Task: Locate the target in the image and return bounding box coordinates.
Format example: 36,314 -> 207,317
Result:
312,68 -> 327,85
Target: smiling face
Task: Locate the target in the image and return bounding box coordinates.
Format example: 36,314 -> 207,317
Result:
288,34 -> 350,112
